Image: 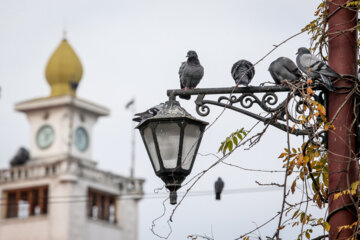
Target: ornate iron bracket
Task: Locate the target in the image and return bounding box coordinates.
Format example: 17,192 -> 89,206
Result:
167,85 -> 327,138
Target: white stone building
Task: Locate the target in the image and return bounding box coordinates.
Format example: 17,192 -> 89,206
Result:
0,38 -> 144,240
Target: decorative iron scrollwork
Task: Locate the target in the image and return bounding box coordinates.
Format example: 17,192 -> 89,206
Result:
168,85 -> 327,141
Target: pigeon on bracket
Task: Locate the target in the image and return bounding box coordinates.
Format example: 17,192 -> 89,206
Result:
231,59 -> 255,86
268,57 -> 302,85
296,47 -> 340,91
214,177 -> 224,200
179,50 -> 204,100
133,103 -> 164,123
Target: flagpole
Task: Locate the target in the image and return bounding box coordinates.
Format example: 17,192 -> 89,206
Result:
130,109 -> 135,178
126,98 -> 136,178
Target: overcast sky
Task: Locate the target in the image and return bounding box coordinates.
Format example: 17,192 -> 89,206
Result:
0,1 -> 324,239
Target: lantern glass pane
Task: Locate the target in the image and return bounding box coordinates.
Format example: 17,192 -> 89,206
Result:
181,124 -> 201,170
156,123 -> 180,169
143,127 -> 160,171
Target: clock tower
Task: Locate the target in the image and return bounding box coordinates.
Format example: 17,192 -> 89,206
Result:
0,37 -> 143,240
14,38 -> 109,166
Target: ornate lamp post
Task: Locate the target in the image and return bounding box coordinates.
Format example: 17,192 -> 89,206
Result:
136,100 -> 208,204
135,3 -> 357,238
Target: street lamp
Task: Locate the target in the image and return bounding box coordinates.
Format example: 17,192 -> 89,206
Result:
137,86 -> 327,205
136,100 -> 208,204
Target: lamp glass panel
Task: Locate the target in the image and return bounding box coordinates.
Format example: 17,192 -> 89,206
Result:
143,127 -> 160,171
181,124 -> 201,170
155,123 -> 180,169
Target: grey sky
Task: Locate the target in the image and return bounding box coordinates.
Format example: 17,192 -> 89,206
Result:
0,0 -> 323,239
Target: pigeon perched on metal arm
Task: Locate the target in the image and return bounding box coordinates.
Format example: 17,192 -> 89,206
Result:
179,50 -> 204,100
231,60 -> 255,86
132,103 -> 164,123
268,57 -> 302,85
296,47 -> 340,91
214,177 -> 224,200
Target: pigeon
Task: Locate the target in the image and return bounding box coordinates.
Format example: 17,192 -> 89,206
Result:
231,60 -> 255,86
179,50 -> 204,100
133,103 -> 164,123
268,57 -> 302,85
296,47 -> 340,91
214,177 -> 224,200
10,147 -> 30,167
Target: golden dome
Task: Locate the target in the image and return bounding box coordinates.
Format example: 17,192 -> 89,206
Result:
45,38 -> 83,97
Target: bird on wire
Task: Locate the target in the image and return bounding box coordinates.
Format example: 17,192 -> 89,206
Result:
296,47 -> 340,91
132,103 -> 164,123
179,50 -> 204,100
214,177 -> 225,200
268,57 -> 302,85
231,59 -> 255,87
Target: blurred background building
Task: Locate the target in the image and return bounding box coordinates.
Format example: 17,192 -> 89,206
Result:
0,37 -> 144,240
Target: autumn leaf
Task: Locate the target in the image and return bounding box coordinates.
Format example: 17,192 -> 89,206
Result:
318,105 -> 326,115
291,180 -> 296,193
307,87 -> 314,96
324,222 -> 330,232
296,154 -> 304,167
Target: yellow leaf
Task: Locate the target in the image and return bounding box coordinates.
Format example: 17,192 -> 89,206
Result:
350,180 -> 359,191
324,222 -> 330,232
334,192 -> 341,200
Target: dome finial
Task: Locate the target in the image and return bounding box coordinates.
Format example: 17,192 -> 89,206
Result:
45,38 -> 83,97
62,28 -> 67,40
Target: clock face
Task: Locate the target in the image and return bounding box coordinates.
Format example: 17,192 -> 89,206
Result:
75,127 -> 89,151
36,125 -> 55,149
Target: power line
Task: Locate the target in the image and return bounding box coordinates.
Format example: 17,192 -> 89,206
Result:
0,187 -> 282,205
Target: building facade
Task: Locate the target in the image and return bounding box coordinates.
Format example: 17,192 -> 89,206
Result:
0,38 -> 144,240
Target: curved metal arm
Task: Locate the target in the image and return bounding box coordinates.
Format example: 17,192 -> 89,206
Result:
167,86 -> 291,101
167,85 -> 327,137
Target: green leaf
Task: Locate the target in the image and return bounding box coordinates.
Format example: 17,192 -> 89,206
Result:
233,136 -> 238,146
218,142 -> 224,153
228,140 -> 233,152
292,209 -> 300,219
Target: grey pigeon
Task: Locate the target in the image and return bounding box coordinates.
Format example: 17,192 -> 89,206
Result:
179,50 -> 204,100
133,103 -> 164,123
268,57 -> 302,85
296,47 -> 340,91
231,60 -> 255,86
214,177 -> 224,200
10,147 -> 30,167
